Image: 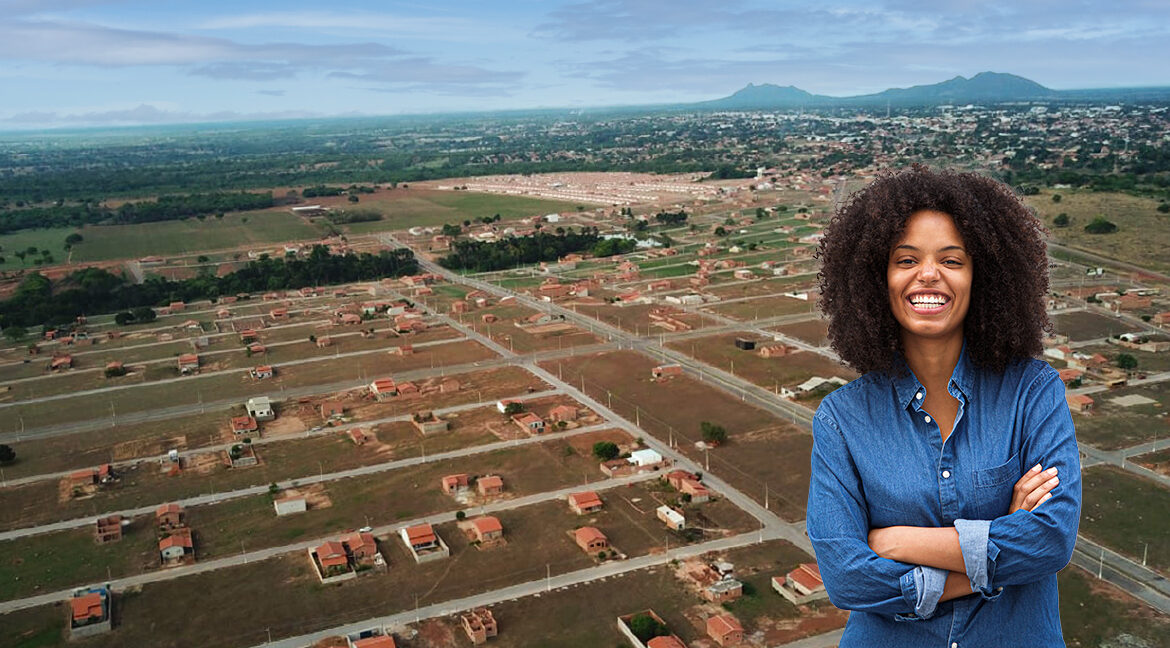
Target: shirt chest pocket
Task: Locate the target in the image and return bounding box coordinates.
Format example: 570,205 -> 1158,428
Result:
969,452 -> 1021,519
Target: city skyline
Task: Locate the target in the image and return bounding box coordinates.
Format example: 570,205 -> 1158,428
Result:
3,0 -> 1170,129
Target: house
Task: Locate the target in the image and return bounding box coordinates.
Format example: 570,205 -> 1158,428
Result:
94,515 -> 123,543
274,494 -> 307,516
316,335 -> 333,347
471,516 -> 504,543
390,343 -> 414,355
69,587 -> 112,638
568,491 -> 603,515
647,637 -> 688,648
575,526 -> 609,554
442,473 -> 470,494
412,410 -> 448,434
758,343 -> 795,358
706,614 -> 744,647
342,531 -> 379,564
250,365 -> 274,379
549,404 -> 578,422
704,578 -> 744,604
156,503 -> 185,531
461,608 -> 498,645
1153,311 -> 1170,327
369,378 -> 398,400
656,505 -> 686,530
774,562 -> 828,604
679,478 -> 711,503
248,343 -> 267,355
477,474 -> 504,496
246,396 -> 275,421
350,635 -> 397,648
451,300 -> 470,314
50,354 -> 73,370
159,528 -> 194,564
168,301 -> 185,312
321,401 -> 345,420
338,313 -> 363,326
734,337 -> 756,351
178,353 -> 199,374
231,415 -> 259,435
1067,393 -> 1094,414
652,364 -> 683,380
269,307 -> 289,319
629,448 -> 664,468
1058,368 -> 1084,385
400,523 -> 449,563
315,540 -> 350,577
512,412 -> 546,434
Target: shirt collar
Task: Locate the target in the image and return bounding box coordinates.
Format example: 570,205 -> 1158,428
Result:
892,338 -> 974,409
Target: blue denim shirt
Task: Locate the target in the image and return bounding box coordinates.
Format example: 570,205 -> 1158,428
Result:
807,343 -> 1081,647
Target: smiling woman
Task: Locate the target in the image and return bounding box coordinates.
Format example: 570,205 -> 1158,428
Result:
805,166 -> 1081,647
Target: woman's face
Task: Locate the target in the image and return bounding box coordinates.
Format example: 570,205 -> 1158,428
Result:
887,209 -> 973,344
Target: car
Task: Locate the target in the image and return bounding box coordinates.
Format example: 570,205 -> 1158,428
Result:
358,526 -> 373,533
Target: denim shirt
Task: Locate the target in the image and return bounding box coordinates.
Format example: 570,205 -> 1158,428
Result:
807,343 -> 1081,647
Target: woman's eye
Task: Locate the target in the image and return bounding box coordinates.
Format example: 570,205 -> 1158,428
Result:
897,259 -> 915,265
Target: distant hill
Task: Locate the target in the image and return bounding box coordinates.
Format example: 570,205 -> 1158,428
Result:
700,72 -> 1170,109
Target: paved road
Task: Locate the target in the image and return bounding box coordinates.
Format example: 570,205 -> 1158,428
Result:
0,471 -> 662,614
0,422 -> 614,542
256,528 -> 786,648
1071,536 -> 1170,614
0,388 -> 564,489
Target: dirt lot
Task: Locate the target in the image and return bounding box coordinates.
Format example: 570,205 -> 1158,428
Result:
666,332 -> 856,393
771,318 -> 830,347
540,350 -> 812,520
706,294 -> 818,321
703,275 -> 816,300
459,304 -> 600,354
1052,310 -> 1140,341
1071,380 -> 1170,450
569,302 -> 717,335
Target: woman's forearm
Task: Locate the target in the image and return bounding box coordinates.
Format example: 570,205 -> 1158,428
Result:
868,526 -> 966,573
940,570 -> 974,602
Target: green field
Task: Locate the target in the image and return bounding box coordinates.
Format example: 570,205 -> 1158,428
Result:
0,229 -> 80,271
67,211 -> 326,261
1026,189 -> 1170,273
341,191 -> 584,232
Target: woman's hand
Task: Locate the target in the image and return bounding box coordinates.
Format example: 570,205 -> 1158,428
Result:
1009,464 -> 1059,514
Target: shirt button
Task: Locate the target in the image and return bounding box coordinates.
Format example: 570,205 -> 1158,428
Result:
916,392 -> 923,400
924,415 -> 932,423
952,643 -> 959,648
997,587 -> 1004,592
942,470 -> 951,479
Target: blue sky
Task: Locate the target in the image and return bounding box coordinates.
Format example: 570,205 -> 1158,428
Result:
2,0 -> 1169,128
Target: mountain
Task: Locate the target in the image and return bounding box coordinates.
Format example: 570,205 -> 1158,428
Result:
701,72 -> 1091,109
698,83 -> 829,109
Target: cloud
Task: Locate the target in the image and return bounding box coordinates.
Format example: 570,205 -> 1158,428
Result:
256,89 -> 285,97
1,103 -> 324,127
0,19 -> 521,89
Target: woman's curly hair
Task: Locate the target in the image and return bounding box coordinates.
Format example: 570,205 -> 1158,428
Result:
816,165 -> 1050,374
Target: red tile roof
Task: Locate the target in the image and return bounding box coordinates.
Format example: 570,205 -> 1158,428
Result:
707,613 -> 743,636
478,475 -> 504,490
472,516 -> 503,536
352,637 -> 397,648
575,526 -> 607,544
405,523 -> 436,546
788,563 -> 824,591
569,491 -> 602,509
647,636 -> 687,648
71,593 -> 104,622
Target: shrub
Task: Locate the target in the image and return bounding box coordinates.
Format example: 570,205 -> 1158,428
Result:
1084,217 -> 1118,234
455,511 -> 466,521
1053,213 -> 1069,227
592,441 -> 620,461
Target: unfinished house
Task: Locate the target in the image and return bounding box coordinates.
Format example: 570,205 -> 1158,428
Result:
461,608 -> 498,645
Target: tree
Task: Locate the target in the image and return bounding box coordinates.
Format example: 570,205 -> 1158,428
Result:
114,311 -> 135,325
197,255 -> 210,263
1053,213 -> 1069,227
714,226 -> 728,237
1084,217 -> 1117,234
700,421 -> 728,444
3,325 -> 27,342
1158,203 -> 1170,214
1051,194 -> 1062,203
0,444 -> 15,464
1116,353 -> 1138,370
503,401 -> 525,415
592,441 -> 620,461
455,510 -> 467,521
629,613 -> 668,642
132,306 -> 157,323
441,223 -> 462,237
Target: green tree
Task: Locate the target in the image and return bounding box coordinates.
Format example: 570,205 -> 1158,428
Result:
1051,194 -> 1062,203
629,613 -> 668,642
1053,213 -> 1069,227
714,226 -> 728,237
1116,353 -> 1138,370
1158,203 -> 1170,214
0,444 -> 15,464
455,510 -> 467,521
132,306 -> 157,323
700,421 -> 728,444
114,311 -> 135,326
503,401 -> 525,415
1084,217 -> 1117,234
197,255 -> 210,263
3,325 -> 27,342
592,441 -> 620,461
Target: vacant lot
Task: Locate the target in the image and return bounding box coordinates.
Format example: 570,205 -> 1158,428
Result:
69,211 -> 326,262
1132,447 -> 1170,478
1052,310 -> 1140,341
1026,189 -> 1170,273
667,332 -> 856,392
707,294 -> 817,321
541,350 -> 812,520
1071,380 -> 1170,450
1080,465 -> 1170,575
569,303 -> 716,335
339,189 -> 581,233
704,275 -> 816,300
460,304 -> 599,354
772,318 -> 830,346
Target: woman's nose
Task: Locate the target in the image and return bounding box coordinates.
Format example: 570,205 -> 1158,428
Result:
918,260 -> 939,281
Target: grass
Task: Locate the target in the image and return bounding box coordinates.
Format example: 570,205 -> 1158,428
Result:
1058,564 -> 1170,648
67,211 -> 325,262
1025,189 -> 1170,273
1071,380 -> 1170,450
1079,465 -> 1170,575
338,190 -> 583,233
0,229 -> 79,271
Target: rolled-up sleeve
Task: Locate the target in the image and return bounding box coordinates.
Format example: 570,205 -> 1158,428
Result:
808,409 -> 943,618
956,370 -> 1081,591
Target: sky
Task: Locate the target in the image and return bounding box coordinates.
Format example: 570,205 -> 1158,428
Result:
2,0 -> 1169,129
